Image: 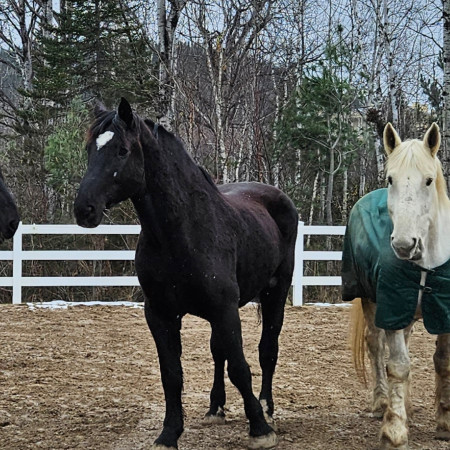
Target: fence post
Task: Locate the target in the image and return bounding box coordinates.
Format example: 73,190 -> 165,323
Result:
292,221 -> 304,306
12,222 -> 23,304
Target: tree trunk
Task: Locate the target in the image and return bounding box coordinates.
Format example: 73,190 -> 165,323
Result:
342,168 -> 348,224
156,0 -> 186,128
443,0 -> 450,187
306,170 -> 320,247
383,0 -> 398,125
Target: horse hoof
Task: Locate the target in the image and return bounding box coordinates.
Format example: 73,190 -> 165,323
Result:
202,413 -> 226,425
247,431 -> 277,449
380,444 -> 408,450
436,429 -> 450,440
380,440 -> 408,450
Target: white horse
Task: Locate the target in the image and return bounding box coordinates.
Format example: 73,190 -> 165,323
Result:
348,123 -> 450,449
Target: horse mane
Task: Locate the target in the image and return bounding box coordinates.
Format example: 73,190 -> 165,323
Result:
86,109 -> 219,193
142,118 -> 220,192
143,118 -> 185,148
386,139 -> 449,204
86,110 -> 126,143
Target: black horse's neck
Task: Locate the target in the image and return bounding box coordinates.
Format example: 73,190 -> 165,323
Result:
131,118 -> 220,237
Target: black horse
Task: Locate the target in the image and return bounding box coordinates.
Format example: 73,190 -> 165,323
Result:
0,168 -> 19,242
74,98 -> 298,449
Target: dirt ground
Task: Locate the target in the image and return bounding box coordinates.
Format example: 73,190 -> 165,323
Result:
0,303 -> 448,450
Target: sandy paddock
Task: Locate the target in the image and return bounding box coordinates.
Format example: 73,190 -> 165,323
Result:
0,304 -> 446,449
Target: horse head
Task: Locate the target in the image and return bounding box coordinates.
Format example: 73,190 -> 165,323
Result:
74,98 -> 146,228
384,122 -> 444,264
0,168 -> 19,242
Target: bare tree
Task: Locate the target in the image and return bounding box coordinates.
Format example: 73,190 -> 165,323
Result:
181,0 -> 272,183
443,0 -> 450,185
0,0 -> 41,129
156,0 -> 187,127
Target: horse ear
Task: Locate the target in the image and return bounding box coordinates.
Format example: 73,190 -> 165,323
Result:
94,102 -> 106,117
118,97 -> 134,128
423,122 -> 440,157
383,123 -> 402,155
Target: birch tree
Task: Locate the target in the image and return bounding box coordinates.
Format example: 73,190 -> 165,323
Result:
443,0 -> 450,184
156,0 -> 187,128
183,0 -> 272,183
0,0 -> 40,130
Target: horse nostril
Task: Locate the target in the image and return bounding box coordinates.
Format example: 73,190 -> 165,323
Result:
391,235 -> 418,256
86,205 -> 94,213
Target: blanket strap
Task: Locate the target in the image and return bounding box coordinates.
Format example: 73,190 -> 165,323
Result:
419,269 -> 432,293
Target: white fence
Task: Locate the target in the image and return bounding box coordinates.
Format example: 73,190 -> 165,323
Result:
1,221 -> 345,306
293,222 -> 345,306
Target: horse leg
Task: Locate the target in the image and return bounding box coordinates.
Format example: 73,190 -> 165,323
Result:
145,306 -> 183,450
361,299 -> 388,418
434,333 -> 450,440
203,330 -> 226,424
258,272 -> 290,428
211,307 -> 276,449
380,327 -> 413,450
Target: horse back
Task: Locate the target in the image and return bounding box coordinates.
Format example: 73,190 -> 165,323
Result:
218,182 -> 298,244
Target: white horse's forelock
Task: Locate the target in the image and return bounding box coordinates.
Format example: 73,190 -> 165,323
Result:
96,131 -> 114,150
387,139 -> 435,171
386,139 -> 448,207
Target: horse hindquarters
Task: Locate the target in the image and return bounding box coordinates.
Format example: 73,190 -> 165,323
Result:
434,334 -> 450,440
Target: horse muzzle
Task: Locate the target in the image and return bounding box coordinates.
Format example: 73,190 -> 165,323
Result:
74,199 -> 104,228
0,211 -> 20,242
391,235 -> 423,261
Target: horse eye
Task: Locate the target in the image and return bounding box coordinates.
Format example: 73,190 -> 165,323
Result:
118,147 -> 129,157
426,177 -> 433,186
387,176 -> 393,185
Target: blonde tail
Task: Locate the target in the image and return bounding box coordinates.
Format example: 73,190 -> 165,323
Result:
349,298 -> 367,385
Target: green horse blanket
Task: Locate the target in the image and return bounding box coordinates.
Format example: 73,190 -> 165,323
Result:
341,188 -> 450,334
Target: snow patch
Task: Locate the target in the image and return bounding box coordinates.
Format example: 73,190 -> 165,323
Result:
27,300 -> 143,310
304,302 -> 351,308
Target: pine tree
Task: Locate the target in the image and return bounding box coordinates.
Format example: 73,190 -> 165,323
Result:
32,0 -> 157,113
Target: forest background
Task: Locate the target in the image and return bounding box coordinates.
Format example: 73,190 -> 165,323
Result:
0,0 -> 447,302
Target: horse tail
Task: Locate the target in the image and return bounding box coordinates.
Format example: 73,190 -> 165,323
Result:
349,298 -> 367,385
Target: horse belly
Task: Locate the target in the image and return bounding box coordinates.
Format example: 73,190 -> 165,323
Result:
236,244 -> 282,305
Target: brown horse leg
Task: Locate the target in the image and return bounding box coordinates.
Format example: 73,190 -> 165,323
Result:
211,307 -> 276,449
361,299 -> 388,418
380,327 -> 413,450
434,333 -> 450,440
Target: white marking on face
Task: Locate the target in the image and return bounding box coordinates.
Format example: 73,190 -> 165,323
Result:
113,172 -> 117,177
96,131 -> 114,150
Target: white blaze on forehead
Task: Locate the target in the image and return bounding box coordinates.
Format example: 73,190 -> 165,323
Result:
96,131 -> 114,150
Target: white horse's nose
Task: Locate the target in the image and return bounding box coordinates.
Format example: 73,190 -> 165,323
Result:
391,235 -> 417,259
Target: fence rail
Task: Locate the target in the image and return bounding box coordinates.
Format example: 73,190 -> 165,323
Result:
2,222 -> 346,305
